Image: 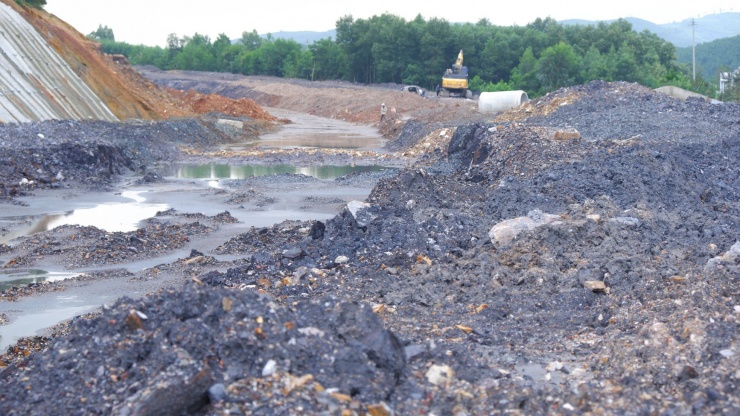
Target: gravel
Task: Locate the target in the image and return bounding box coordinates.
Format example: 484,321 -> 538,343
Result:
1,80 -> 738,414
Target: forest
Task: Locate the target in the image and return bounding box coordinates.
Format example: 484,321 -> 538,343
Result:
676,35 -> 740,83
91,14 -> 736,100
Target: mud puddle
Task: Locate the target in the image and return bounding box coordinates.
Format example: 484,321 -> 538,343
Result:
0,176 -> 376,346
1,106 -> 395,353
0,269 -> 80,292
0,191 -> 168,245
165,163 -> 392,181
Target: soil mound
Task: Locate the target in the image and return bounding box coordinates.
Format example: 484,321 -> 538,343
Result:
0,284 -> 405,415
166,88 -> 277,121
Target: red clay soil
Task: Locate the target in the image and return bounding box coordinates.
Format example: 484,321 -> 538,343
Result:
2,0 -> 192,121
166,88 -> 277,121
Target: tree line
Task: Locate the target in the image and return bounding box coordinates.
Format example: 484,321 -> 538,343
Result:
89,14 -> 721,99
676,35 -> 740,83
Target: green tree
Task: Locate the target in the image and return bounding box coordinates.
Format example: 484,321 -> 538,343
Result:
166,33 -> 184,61
510,46 -> 540,94
15,0 -> 45,9
414,17 -> 452,88
211,33 -> 233,72
239,30 -> 263,51
88,25 -> 115,42
173,33 -> 216,71
614,43 -> 638,82
308,38 -> 347,80
469,75 -> 514,92
537,41 -> 580,89
581,45 -> 611,81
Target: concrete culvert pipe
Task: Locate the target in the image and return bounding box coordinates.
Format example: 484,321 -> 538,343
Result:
478,90 -> 529,113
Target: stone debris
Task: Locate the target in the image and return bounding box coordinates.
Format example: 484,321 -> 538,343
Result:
583,280 -> 607,292
0,76 -> 738,415
488,209 -> 561,245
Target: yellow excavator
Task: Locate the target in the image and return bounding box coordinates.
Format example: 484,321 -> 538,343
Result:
441,49 -> 472,98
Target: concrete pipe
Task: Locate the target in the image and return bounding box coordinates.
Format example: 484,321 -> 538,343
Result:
478,90 -> 529,113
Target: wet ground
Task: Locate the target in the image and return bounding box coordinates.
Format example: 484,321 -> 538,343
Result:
0,108 -> 398,350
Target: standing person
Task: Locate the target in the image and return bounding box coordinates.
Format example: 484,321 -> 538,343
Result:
380,103 -> 387,122
435,84 -> 440,96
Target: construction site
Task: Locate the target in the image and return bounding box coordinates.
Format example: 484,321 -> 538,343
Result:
0,1 -> 738,415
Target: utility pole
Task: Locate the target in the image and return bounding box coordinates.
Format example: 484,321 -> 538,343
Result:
691,19 -> 696,81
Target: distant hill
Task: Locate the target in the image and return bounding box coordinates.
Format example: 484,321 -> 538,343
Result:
561,12 -> 740,47
260,30 -> 337,45
676,35 -> 740,82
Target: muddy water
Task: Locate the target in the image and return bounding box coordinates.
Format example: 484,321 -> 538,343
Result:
0,109 -> 390,349
166,163 -> 391,181
0,191 -> 168,246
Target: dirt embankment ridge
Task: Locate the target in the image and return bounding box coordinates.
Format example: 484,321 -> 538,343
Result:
1,0 -> 187,120
2,1 -> 276,124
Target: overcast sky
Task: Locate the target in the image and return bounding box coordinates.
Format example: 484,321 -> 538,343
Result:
45,0 -> 737,47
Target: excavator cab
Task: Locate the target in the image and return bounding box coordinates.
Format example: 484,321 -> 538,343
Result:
441,49 -> 472,98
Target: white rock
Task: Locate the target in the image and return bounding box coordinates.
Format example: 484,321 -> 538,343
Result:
609,216 -> 640,227
705,241 -> 740,272
719,349 -> 735,358
217,119 -> 243,129
488,209 -> 560,245
546,361 -> 564,372
425,364 -> 455,386
262,359 -> 277,376
346,200 -> 373,227
334,255 -> 349,264
298,327 -> 325,337
583,281 -> 607,292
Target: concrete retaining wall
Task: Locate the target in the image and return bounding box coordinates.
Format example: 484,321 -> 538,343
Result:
0,3 -> 117,123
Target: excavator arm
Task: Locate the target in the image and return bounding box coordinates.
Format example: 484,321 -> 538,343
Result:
453,49 -> 464,70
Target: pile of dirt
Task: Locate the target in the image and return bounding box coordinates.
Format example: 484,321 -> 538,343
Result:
0,117 -> 273,198
0,283 -> 406,415
2,81 -> 735,414
166,88 -> 277,121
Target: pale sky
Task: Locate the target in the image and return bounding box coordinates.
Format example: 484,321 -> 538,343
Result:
45,0 -> 737,47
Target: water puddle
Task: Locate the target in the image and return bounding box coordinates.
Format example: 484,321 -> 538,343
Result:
0,191 -> 168,244
165,163 -> 392,181
38,191 -> 168,232
0,269 -> 80,292
0,297 -> 100,350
